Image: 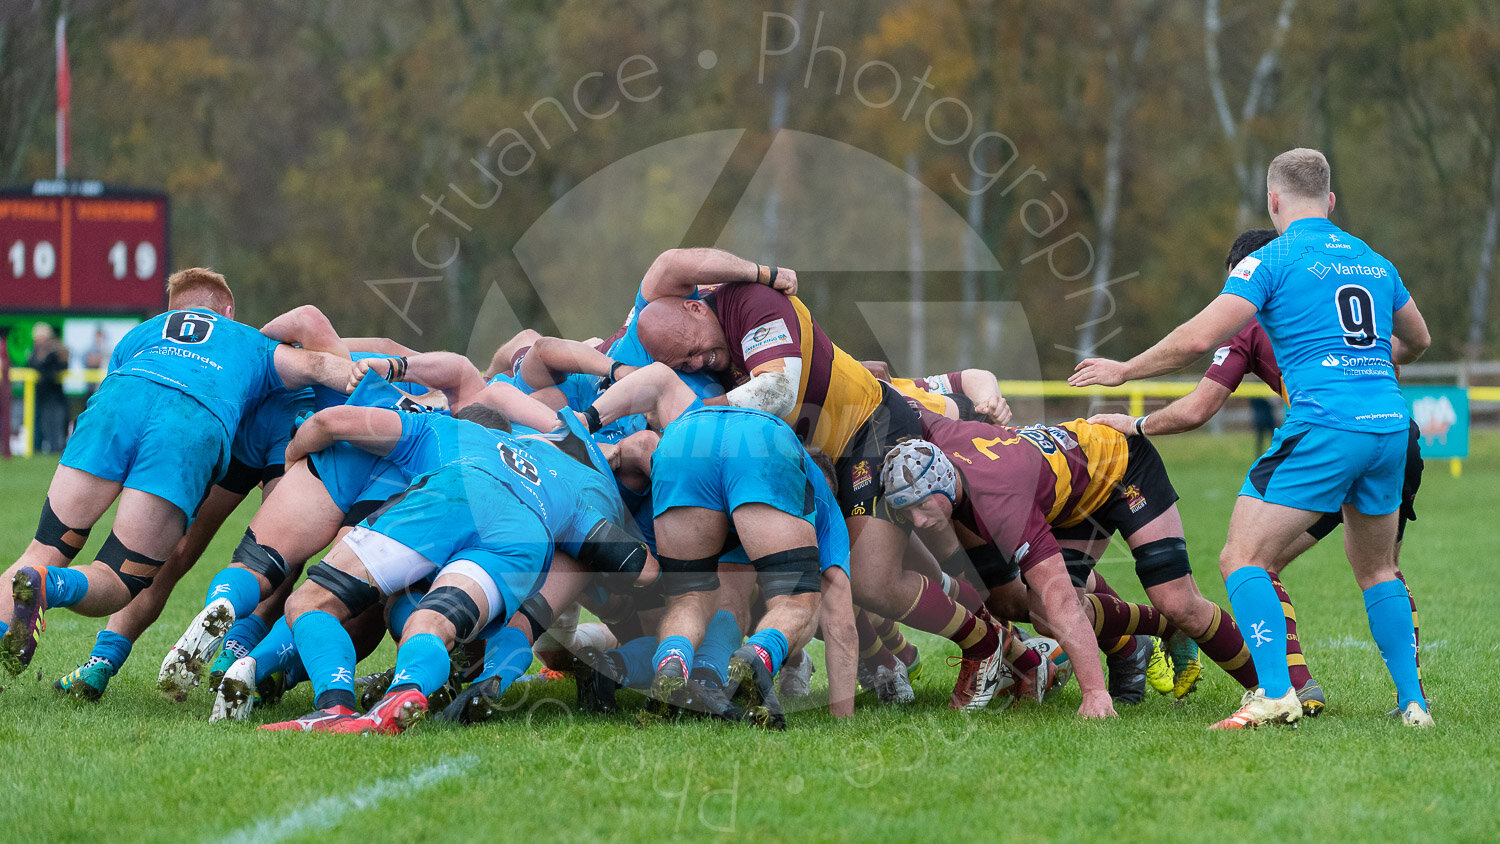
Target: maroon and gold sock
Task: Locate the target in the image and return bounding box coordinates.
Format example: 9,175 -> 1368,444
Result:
897,575 -> 996,659
871,614 -> 920,667
953,579 -> 988,614
1101,634 -> 1135,658
1193,604 -> 1258,689
856,610 -> 899,670
1269,576 -> 1313,688
1085,593 -> 1174,639
1090,570 -> 1123,600
1006,625 -> 1042,673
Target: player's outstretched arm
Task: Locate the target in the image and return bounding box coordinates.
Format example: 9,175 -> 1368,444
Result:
590,362 -> 698,429
819,566 -> 858,718
1088,378 -> 1233,437
471,380 -> 567,433
273,345 -> 356,394
261,305 -> 350,358
1069,294 -> 1257,387
344,337 -> 420,357
518,337 -> 620,389
640,248 -> 797,301
284,406 -> 404,464
1024,553 -> 1116,718
1392,299 -> 1431,365
398,351 -> 488,408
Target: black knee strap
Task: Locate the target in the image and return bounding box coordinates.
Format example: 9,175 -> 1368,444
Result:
754,546 -> 821,598
35,498 -> 90,561
417,585 -> 485,642
519,593 -> 554,642
231,528 -> 290,588
97,532 -> 164,598
578,519 -> 650,589
1061,548 -> 1097,588
1306,512 -> 1342,542
657,554 -> 720,597
306,561 -> 381,617
1132,537 -> 1192,588
964,545 -> 1020,589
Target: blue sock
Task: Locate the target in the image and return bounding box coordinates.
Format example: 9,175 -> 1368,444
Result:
1226,566 -> 1291,697
614,636 -> 658,688
1364,579 -> 1425,710
746,628 -> 790,675
386,592 -> 423,640
206,567 -> 262,618
691,611 -> 740,685
652,635 -> 694,675
223,614 -> 270,660
390,632 -> 452,696
44,566 -> 89,609
284,659 -> 307,689
251,618 -> 298,684
90,630 -> 133,671
478,626 -> 533,692
290,610 -> 356,709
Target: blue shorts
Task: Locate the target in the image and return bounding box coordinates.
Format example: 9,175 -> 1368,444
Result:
60,376 -> 228,521
1240,420 -> 1406,515
359,462 -> 553,621
309,443 -> 414,515
651,408 -> 815,525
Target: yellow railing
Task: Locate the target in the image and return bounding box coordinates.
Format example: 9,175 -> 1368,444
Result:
7,367 -> 106,458
6,369 -> 1498,459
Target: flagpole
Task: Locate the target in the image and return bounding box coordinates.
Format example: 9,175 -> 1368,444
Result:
56,13 -> 69,180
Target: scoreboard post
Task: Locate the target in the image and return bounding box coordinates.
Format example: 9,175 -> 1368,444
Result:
1,180 -> 169,314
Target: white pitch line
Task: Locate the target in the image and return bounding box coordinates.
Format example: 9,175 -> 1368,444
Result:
218,754 -> 478,844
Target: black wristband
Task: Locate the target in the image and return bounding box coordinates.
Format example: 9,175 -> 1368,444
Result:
768,265 -> 779,286
608,360 -> 627,384
1134,415 -> 1148,436
583,406 -> 603,434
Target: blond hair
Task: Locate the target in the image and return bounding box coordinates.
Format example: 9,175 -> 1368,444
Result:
166,267 -> 235,315
1267,148 -> 1331,201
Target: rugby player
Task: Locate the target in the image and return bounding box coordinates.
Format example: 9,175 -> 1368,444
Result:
1071,148 -> 1434,728
634,248 -> 1007,711
1087,227 -> 1426,717
586,361 -> 857,724
0,269 -> 353,675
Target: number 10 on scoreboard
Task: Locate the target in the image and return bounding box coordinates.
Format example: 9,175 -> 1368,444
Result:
0,185 -> 168,314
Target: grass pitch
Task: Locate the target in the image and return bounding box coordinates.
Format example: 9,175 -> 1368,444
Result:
1,431 -> 1497,842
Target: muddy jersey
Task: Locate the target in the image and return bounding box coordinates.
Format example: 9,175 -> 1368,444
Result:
705,282 -> 883,459
919,411 -> 1130,570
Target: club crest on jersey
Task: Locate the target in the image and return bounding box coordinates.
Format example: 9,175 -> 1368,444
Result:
1123,484 -> 1147,514
742,318 -> 792,359
851,460 -> 872,490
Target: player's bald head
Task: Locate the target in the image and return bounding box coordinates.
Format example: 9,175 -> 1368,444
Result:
637,297 -> 730,373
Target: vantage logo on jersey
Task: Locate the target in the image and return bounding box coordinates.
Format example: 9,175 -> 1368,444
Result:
1212,346 -> 1231,366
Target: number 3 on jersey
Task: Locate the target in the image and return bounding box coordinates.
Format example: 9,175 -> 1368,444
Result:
163,311 -> 217,344
498,442 -> 541,484
1335,284 -> 1377,348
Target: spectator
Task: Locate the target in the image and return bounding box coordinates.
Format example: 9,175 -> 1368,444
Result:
27,322 -> 70,453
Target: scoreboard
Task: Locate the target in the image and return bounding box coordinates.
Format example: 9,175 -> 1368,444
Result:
0,182 -> 168,314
